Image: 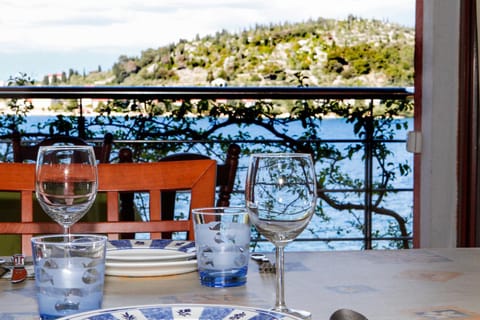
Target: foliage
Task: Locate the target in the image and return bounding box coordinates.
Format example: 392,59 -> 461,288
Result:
0,73 -> 34,133
44,17 -> 414,88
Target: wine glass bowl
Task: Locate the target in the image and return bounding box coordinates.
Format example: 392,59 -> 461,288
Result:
246,153 -> 317,319
35,145 -> 98,235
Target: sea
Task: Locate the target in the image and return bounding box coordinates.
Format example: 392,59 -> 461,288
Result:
11,115 -> 414,252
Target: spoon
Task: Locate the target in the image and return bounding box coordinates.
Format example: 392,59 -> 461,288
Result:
330,309 -> 368,320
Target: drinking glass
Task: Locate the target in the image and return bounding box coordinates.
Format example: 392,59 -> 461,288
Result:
246,153 -> 317,319
35,145 -> 98,235
31,234 -> 107,319
193,207 -> 251,287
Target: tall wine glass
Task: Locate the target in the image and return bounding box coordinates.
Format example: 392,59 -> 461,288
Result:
246,153 -> 317,319
35,145 -> 98,236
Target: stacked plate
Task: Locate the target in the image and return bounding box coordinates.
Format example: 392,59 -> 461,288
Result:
105,239 -> 197,277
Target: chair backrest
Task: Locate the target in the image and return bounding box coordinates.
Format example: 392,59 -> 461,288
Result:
11,132 -> 113,163
0,160 -> 216,255
118,144 -> 240,239
119,143 -> 241,207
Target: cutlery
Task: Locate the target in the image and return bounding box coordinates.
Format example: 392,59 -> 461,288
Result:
250,253 -> 276,273
0,266 -> 9,278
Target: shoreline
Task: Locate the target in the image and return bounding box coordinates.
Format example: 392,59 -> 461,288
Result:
0,110 -> 412,120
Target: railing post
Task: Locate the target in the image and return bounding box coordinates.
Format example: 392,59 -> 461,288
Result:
364,99 -> 374,249
78,98 -> 86,139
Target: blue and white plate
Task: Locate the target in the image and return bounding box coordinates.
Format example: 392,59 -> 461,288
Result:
106,240 -> 197,277
107,239 -> 196,262
57,304 -> 302,320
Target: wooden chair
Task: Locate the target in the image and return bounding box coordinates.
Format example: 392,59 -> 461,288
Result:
0,160 -> 216,255
118,144 -> 240,238
119,143 -> 240,206
160,143 -> 241,208
11,131 -> 113,163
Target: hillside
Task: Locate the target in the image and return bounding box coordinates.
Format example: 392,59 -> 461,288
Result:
53,16 -> 414,87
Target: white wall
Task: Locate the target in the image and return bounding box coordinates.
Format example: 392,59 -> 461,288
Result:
419,0 -> 459,247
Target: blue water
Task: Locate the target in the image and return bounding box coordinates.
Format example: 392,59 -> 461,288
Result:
232,118 -> 414,251
12,116 -> 414,251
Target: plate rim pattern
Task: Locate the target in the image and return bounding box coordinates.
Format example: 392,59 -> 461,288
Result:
56,303 -> 303,320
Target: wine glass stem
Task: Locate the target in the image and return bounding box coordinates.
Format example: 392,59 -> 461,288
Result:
63,226 -> 71,242
62,226 -> 72,261
274,245 -> 288,312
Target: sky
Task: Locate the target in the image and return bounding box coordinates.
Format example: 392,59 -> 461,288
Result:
0,0 -> 415,82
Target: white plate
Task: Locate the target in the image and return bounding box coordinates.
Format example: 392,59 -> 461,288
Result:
107,248 -> 194,262
57,304 -> 303,319
105,239 -> 198,277
106,239 -> 196,263
105,258 -> 197,277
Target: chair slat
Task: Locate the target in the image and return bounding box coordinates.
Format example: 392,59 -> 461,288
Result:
0,160 -> 216,255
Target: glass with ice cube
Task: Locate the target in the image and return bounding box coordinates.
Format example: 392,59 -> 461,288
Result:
193,207 -> 250,287
31,234 -> 107,319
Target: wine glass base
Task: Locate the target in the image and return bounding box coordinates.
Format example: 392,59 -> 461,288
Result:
272,307 -> 312,319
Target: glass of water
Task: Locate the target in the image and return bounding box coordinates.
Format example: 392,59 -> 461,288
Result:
31,234 -> 107,319
193,207 -> 250,287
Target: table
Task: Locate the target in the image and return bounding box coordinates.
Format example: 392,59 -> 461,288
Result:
2,248 -> 480,320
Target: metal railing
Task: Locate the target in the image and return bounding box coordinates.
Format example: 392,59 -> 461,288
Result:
0,86 -> 412,99
0,85 -> 414,250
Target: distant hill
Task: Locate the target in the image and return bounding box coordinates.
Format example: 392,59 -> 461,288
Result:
50,16 -> 414,87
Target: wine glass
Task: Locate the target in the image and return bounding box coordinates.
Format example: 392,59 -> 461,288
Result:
35,145 -> 98,236
246,153 -> 317,319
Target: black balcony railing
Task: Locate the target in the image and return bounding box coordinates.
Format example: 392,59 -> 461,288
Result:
0,86 -> 414,250
0,86 -> 412,100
